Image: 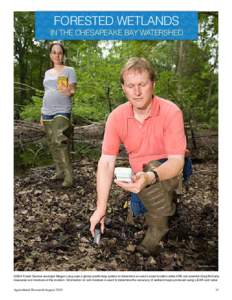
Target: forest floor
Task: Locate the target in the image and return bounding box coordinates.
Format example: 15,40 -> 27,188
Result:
14,158 -> 218,271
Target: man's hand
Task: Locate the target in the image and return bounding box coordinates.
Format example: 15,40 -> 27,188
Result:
90,209 -> 105,237
114,171 -> 155,193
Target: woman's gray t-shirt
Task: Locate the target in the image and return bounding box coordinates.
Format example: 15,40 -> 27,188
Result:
42,66 -> 77,115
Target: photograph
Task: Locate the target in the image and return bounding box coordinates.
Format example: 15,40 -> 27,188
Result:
13,10 -> 218,273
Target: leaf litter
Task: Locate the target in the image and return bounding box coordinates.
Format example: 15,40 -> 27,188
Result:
14,159 -> 218,271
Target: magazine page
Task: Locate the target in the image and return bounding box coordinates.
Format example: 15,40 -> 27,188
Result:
0,0 -> 230,299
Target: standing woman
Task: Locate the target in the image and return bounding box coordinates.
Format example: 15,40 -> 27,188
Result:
41,42 -> 77,187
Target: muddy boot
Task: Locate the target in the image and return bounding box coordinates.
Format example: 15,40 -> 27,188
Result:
59,146 -> 73,187
44,121 -> 63,180
50,144 -> 64,180
51,116 -> 73,188
137,216 -> 168,255
51,159 -> 64,180
136,160 -> 180,255
44,117 -> 73,185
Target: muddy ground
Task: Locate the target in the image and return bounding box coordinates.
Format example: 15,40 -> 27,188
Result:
14,158 -> 218,271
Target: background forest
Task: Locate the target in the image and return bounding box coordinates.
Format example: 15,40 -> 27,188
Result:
14,12 -> 218,129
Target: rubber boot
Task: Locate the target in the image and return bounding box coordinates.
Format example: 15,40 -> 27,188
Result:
44,121 -> 64,180
137,216 -> 169,255
50,152 -> 64,180
59,146 -> 73,187
52,116 -> 73,188
136,160 -> 180,255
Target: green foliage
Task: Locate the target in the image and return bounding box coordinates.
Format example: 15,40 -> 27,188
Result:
20,96 -> 42,121
155,71 -> 177,100
72,102 -> 108,122
75,142 -> 101,160
15,143 -> 52,175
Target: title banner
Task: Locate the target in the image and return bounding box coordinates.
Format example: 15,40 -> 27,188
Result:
35,11 -> 198,41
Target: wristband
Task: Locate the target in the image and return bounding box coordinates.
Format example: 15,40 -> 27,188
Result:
150,170 -> 160,183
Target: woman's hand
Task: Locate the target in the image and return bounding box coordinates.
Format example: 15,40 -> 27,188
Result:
59,83 -> 75,97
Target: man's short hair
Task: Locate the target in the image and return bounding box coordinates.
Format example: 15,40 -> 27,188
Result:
120,57 -> 156,84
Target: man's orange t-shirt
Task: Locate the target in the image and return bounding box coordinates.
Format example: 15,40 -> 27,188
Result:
102,96 -> 186,173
